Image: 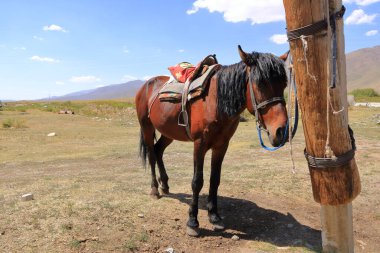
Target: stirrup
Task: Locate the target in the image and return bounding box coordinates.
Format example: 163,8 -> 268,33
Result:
178,110 -> 189,127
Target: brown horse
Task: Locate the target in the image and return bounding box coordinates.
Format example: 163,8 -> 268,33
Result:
135,46 -> 288,236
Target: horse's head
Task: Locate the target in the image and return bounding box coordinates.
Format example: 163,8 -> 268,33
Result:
238,45 -> 288,147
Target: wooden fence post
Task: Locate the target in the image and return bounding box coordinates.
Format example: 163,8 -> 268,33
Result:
282,0 -> 361,252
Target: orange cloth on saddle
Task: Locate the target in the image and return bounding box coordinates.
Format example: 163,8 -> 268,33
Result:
168,62 -> 197,83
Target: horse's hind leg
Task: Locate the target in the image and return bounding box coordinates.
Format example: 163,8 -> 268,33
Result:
154,135 -> 173,195
141,125 -> 160,199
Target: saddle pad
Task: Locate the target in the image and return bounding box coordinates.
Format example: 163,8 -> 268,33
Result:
159,80 -> 185,95
159,64 -> 220,95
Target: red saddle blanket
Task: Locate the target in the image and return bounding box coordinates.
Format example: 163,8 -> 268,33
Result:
168,62 -> 198,83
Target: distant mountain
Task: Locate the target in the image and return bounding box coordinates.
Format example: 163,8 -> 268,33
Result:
48,80 -> 145,101
346,45 -> 380,92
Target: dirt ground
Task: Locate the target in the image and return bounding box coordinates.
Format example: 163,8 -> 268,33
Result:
0,106 -> 379,252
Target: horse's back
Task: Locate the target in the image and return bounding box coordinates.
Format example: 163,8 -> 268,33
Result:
135,76 -> 169,119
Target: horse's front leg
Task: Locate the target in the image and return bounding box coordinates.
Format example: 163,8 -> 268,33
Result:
186,139 -> 206,237
207,143 -> 229,231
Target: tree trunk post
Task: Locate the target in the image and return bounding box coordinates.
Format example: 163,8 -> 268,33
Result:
282,0 -> 361,252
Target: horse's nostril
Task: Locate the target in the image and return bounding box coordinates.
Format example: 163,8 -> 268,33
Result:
276,127 -> 285,140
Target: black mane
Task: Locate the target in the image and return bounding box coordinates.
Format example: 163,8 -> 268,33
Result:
216,52 -> 287,117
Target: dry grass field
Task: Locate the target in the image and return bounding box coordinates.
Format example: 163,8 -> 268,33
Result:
0,101 -> 379,252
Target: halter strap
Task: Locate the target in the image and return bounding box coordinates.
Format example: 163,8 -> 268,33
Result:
248,75 -> 285,127
247,72 -> 289,151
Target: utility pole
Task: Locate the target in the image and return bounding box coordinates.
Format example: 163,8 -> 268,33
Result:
282,0 -> 361,252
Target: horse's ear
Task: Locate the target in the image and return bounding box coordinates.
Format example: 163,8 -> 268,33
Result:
279,51 -> 290,61
238,45 -> 250,65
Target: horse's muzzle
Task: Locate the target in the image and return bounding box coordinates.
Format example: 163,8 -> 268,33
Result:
269,126 -> 287,147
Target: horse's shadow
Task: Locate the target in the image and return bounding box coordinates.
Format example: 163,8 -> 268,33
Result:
166,193 -> 321,251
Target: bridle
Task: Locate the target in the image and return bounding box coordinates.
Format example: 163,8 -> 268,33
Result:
247,69 -> 286,126
247,68 -> 289,151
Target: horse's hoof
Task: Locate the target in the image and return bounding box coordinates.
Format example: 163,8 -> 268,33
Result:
186,226 -> 200,237
150,187 -> 160,199
212,220 -> 225,231
159,187 -> 170,195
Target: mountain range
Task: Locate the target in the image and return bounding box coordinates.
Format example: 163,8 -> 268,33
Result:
46,80 -> 144,101
26,45 -> 380,101
346,45 -> 380,93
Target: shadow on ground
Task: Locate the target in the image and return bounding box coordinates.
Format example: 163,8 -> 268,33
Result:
166,192 -> 321,250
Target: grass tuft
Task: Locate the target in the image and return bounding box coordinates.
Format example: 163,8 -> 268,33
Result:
2,118 -> 27,128
123,239 -> 138,252
70,239 -> 81,249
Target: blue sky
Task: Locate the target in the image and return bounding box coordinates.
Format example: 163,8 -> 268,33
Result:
1,0 -> 379,100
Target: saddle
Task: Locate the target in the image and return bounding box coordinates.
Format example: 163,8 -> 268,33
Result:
158,55 -> 220,103
151,54 -> 221,139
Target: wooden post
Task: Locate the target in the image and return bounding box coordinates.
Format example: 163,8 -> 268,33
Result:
282,0 -> 361,252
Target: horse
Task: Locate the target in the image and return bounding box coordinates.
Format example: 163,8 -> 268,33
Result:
135,45 -> 289,236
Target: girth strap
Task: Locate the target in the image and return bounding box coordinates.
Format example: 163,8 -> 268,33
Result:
178,79 -> 193,140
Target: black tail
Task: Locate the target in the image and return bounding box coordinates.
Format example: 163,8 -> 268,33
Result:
139,129 -> 148,168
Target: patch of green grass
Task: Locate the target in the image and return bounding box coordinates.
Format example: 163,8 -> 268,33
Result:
350,88 -> 380,102
3,100 -> 135,117
70,239 -> 82,249
121,231 -> 148,252
350,88 -> 379,98
2,118 -> 27,128
137,231 -> 149,243
123,239 -> 138,252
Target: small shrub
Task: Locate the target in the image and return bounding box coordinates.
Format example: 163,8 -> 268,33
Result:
2,119 -> 13,128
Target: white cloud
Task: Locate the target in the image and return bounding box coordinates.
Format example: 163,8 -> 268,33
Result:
122,46 -> 130,53
14,46 -> 27,51
343,0 -> 380,5
30,55 -> 59,63
187,0 -> 284,25
121,75 -> 138,82
43,24 -> 67,32
69,76 -> 101,83
366,29 -> 378,36
270,34 -> 288,44
95,85 -> 105,88
346,9 -> 377,24
33,35 -> 44,41
178,49 -> 185,53
55,81 -> 65,85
